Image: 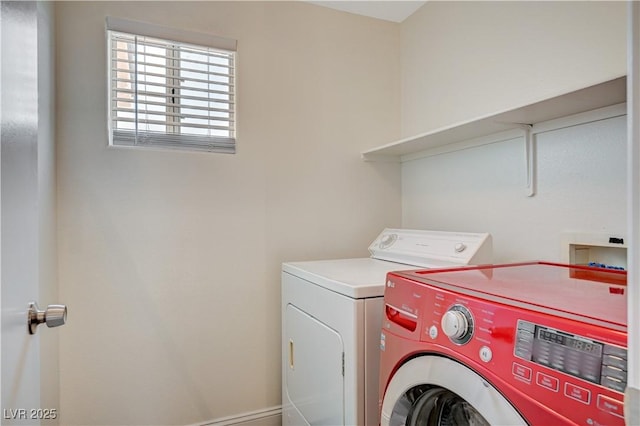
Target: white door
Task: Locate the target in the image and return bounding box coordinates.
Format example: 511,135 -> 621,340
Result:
1,2 -> 48,423
284,304 -> 344,425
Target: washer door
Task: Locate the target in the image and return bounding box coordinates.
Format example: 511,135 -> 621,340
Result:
381,356 -> 526,426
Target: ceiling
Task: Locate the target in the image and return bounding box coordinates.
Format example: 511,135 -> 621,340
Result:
306,1 -> 427,23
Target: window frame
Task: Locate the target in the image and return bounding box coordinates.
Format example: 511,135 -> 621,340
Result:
106,17 -> 237,154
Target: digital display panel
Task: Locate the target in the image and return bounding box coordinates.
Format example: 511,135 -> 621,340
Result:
538,328 -> 603,356
515,321 -> 627,392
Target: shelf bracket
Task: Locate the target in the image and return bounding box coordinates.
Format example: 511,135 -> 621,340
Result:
520,124 -> 535,197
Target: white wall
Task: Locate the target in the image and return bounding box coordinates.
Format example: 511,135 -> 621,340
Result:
55,2 -> 400,425
399,1 -> 627,263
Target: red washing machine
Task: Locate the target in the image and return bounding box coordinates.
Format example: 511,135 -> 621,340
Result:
379,262 -> 627,426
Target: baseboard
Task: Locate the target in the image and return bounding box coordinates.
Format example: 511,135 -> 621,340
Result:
188,406 -> 282,426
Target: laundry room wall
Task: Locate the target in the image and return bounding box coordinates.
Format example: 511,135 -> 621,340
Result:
398,1 -> 628,263
54,2 -> 400,425
400,1 -> 626,138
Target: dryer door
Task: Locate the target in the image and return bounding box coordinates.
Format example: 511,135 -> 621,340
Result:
284,304 -> 344,425
381,356 -> 526,426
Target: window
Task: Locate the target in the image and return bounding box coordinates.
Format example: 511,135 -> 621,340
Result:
107,18 -> 237,153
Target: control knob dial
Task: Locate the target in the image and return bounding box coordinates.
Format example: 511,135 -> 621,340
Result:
441,305 -> 474,344
454,243 -> 467,253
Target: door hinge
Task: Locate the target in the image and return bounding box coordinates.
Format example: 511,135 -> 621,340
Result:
341,352 -> 345,377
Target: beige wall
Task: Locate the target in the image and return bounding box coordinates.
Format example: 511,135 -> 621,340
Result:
400,1 -> 626,137
55,2 -> 400,425
402,116 -> 627,263
399,1 -> 627,262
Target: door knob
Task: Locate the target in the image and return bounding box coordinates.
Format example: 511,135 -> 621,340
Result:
28,302 -> 67,335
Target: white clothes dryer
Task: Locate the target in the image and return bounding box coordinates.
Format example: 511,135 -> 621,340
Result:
281,229 -> 492,426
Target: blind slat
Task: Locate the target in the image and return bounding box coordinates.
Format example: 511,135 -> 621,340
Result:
114,117 -> 233,132
111,42 -> 234,63
113,130 -> 236,154
110,31 -> 235,56
114,106 -> 235,123
111,51 -> 235,73
112,46 -> 235,70
112,74 -> 234,91
113,97 -> 234,115
113,87 -> 234,105
111,61 -> 233,86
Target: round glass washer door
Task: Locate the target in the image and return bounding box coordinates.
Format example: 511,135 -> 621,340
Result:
381,356 -> 526,426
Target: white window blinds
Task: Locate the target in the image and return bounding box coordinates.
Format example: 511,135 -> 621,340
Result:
107,18 -> 236,153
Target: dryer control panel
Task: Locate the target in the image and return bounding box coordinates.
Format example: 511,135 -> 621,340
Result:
368,228 -> 492,267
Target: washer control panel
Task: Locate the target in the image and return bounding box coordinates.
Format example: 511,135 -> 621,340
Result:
514,320 -> 627,393
382,266 -> 627,426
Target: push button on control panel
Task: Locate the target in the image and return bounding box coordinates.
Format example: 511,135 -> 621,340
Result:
512,362 -> 532,382
601,345 -> 628,393
600,376 -> 626,393
536,372 -> 560,392
514,320 -> 535,360
428,325 -> 438,340
597,394 -> 625,419
479,346 -> 492,362
565,382 -> 591,404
